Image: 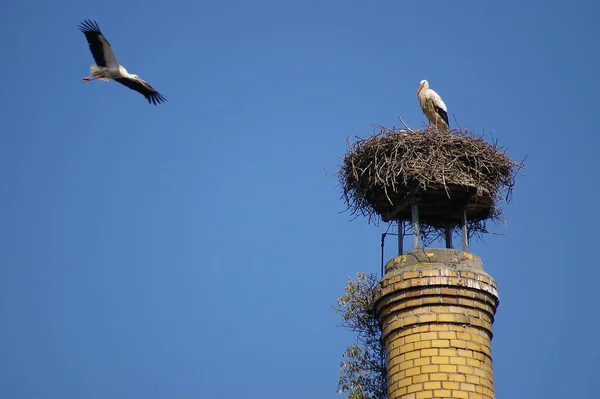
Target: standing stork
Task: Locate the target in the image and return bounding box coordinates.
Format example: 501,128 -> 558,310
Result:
416,79 -> 449,132
79,19 -> 167,105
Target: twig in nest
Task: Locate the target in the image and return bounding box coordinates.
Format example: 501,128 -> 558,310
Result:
452,114 -> 462,130
397,116 -> 415,133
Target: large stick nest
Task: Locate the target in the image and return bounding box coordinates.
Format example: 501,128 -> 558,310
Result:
337,126 -> 524,235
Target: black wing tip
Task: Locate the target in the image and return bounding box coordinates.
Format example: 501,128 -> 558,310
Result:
114,77 -> 167,105
78,19 -> 101,34
436,107 -> 449,126
147,93 -> 168,105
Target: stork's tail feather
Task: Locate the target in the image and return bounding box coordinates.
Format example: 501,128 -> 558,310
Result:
89,64 -> 111,82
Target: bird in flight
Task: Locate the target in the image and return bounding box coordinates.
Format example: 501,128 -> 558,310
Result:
416,79 -> 449,132
79,19 -> 167,105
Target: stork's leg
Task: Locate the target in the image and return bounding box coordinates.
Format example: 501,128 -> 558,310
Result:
82,76 -> 99,82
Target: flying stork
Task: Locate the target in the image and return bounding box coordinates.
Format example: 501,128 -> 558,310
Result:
416,79 -> 449,132
79,19 -> 167,105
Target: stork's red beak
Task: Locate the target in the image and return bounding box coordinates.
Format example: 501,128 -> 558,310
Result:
417,84 -> 423,94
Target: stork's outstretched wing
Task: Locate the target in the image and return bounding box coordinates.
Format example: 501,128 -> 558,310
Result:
78,20 -> 119,68
114,77 -> 168,105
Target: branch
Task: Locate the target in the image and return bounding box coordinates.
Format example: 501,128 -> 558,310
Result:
397,116 -> 415,133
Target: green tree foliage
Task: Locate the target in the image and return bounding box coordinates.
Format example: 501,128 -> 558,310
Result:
334,272 -> 387,399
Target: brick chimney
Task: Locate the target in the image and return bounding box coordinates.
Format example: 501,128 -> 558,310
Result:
374,248 -> 499,399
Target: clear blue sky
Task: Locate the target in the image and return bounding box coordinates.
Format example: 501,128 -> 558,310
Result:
1,1 -> 598,398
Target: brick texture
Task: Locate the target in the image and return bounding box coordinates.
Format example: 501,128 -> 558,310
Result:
374,249 -> 499,399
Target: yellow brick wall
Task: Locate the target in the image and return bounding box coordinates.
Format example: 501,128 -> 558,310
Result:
374,250 -> 499,399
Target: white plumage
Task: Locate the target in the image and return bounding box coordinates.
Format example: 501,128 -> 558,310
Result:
416,79 -> 449,132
